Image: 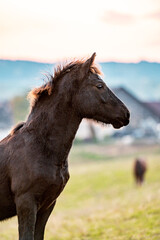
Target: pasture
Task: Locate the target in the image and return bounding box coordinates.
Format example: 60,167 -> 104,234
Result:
0,143 -> 160,240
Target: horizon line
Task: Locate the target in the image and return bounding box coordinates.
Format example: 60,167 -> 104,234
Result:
1,57 -> 160,64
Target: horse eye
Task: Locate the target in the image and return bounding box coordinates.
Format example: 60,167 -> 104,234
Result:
96,84 -> 103,89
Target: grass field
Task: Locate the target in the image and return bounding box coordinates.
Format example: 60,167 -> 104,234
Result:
0,143 -> 160,240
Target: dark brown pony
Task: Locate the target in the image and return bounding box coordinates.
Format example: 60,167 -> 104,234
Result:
134,158 -> 147,185
0,53 -> 130,240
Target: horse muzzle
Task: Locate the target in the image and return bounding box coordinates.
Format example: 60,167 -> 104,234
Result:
112,111 -> 130,129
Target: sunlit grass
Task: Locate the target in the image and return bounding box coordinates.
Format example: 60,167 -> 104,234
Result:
0,144 -> 160,239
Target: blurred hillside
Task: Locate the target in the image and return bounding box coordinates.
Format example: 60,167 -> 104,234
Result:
0,60 -> 52,100
0,60 -> 160,101
101,61 -> 160,101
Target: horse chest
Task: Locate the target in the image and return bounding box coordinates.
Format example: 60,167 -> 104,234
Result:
39,166 -> 70,208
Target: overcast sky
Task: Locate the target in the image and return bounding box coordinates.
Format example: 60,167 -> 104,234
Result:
1,0 -> 160,62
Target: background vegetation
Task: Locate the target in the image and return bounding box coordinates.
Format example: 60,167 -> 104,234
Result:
10,94 -> 29,123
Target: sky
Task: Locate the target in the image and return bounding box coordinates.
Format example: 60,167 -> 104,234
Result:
1,0 -> 160,62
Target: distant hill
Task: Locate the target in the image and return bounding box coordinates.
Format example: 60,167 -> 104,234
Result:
100,61 -> 160,101
0,60 -> 160,101
0,60 -> 53,100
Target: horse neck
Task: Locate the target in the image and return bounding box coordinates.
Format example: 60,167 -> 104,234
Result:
27,92 -> 82,165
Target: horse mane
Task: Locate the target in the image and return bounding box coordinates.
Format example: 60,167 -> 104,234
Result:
28,59 -> 101,108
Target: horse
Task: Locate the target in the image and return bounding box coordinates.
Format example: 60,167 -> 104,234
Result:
0,53 -> 130,240
133,158 -> 147,185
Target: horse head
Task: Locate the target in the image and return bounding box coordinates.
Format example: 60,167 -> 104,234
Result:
74,53 -> 130,129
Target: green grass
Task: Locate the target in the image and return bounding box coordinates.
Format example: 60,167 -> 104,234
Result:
0,144 -> 160,239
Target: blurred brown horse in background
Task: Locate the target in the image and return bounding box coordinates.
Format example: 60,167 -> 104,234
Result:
134,158 -> 147,185
0,53 -> 130,240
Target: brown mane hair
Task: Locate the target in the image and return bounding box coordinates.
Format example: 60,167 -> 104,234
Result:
28,59 -> 101,108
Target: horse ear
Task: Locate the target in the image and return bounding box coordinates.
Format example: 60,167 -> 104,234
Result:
81,52 -> 96,78
85,52 -> 96,67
